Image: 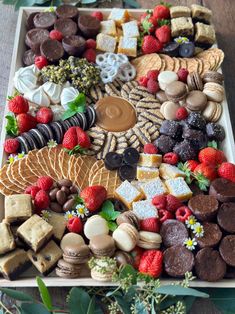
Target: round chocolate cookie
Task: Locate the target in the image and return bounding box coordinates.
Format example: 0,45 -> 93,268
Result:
188,195 -> 219,221
219,235 -> 235,267
217,202 -> 235,233
105,152 -> 123,170
26,12 -> 39,29
173,140 -> 198,162
54,18 -> 78,37
196,222 -> 222,249
23,49 -> 37,66
62,35 -> 86,56
154,135 -> 176,154
25,28 -> 49,54
195,247 -> 226,281
56,5 -> 79,20
40,39 -> 64,62
78,15 -> 100,38
164,245 -> 194,278
33,12 -> 57,29
160,219 -> 188,248
209,178 -> 235,203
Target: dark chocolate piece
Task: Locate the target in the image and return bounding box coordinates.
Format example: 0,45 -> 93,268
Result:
217,202 -> 235,233
40,39 -> 64,62
26,12 -> 39,30
196,222 -> 222,248
160,219 -> 188,248
119,165 -> 136,182
56,5 -> 79,20
78,15 -> 100,38
154,135 -> 176,154
123,147 -> 140,165
206,123 -> 225,142
62,35 -> 86,56
160,120 -> 182,139
188,194 -> 219,221
209,178 -> 235,203
25,28 -> 49,54
173,140 -> 198,161
23,49 -> 37,66
54,18 -> 78,37
182,127 -> 207,149
219,235 -> 235,267
33,12 -> 57,29
186,112 -> 206,130
105,152 -> 123,170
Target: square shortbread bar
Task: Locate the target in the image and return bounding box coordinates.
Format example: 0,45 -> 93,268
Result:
165,177 -> 192,201
171,17 -> 194,37
114,180 -> 143,209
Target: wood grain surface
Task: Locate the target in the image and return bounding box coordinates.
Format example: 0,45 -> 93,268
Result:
0,1 -> 234,312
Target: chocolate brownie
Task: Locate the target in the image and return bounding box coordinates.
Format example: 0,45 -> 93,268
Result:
154,135 -> 176,154
219,235 -> 235,267
159,120 -> 182,139
160,219 -> 188,248
173,140 -> 198,162
196,222 -> 222,249
188,195 -> 219,221
209,178 -> 235,203
217,202 -> 235,233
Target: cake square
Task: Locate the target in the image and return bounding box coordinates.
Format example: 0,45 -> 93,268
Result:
17,215 -> 53,252
5,194 -> 32,224
159,163 -> 185,180
170,6 -> 191,18
96,33 -> 117,53
165,177 -> 192,201
47,211 -> 67,242
122,20 -> 139,38
171,17 -> 194,37
140,178 -> 167,199
132,199 -> 158,219
0,222 -> 15,255
195,22 -> 216,45
108,8 -> 130,27
137,166 -> 159,181
100,20 -> 117,36
117,36 -> 137,57
114,180 -> 144,209
138,153 -> 162,168
28,240 -> 62,275
191,4 -> 212,23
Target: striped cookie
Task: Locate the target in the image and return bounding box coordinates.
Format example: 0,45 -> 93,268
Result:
139,109 -> 165,128
105,79 -> 123,97
129,86 -> 155,107
133,124 -> 151,145
97,133 -> 117,160
136,97 -> 161,113
115,134 -> 128,154
121,81 -> 138,99
89,84 -> 106,102
87,127 -> 106,155
126,129 -> 141,151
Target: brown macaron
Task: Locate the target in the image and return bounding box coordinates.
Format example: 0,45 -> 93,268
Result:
187,71 -> 203,91
185,90 -> 207,111
63,244 -> 90,264
56,259 -> 81,278
165,81 -> 187,102
116,211 -> 140,230
89,234 -> 116,258
203,71 -> 224,85
114,250 -> 134,267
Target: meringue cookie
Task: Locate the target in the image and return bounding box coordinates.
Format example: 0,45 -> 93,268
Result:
13,65 -> 38,94
60,86 -> 79,110
51,105 -> 65,121
24,86 -> 50,107
43,82 -> 62,104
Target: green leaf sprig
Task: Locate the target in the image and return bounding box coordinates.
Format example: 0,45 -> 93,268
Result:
5,114 -> 18,136
36,276 -> 53,312
99,200 -> 120,232
62,93 -> 86,121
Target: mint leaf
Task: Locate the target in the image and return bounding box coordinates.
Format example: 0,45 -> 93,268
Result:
100,200 -> 120,221
62,93 -> 86,120
5,114 -> 18,136
62,109 -> 77,121
107,221 -> 118,232
208,140 -> 218,149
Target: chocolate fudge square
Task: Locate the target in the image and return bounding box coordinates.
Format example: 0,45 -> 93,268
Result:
5,194 -> 32,224
170,6 -> 191,18
191,4 -> 212,24
47,211 -> 66,242
28,240 -> 62,275
0,222 -> 15,255
171,17 -> 194,38
195,22 -> 216,47
17,215 -> 53,252
0,249 -> 31,280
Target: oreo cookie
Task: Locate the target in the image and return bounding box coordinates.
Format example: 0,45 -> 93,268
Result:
61,119 -> 72,132
50,121 -> 64,143
75,112 -> 87,130
119,164 -> 136,182
68,116 -> 78,127
105,152 -> 123,170
28,129 -> 47,148
17,136 -> 31,153
85,106 -> 96,128
21,132 -> 38,150
36,124 -> 54,142
123,147 -> 140,165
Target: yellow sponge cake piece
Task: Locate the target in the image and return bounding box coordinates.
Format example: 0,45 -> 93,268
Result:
108,8 -> 130,27
96,33 -> 117,53
122,20 -> 139,38
118,36 -> 137,57
165,177 -> 192,201
100,20 -> 117,36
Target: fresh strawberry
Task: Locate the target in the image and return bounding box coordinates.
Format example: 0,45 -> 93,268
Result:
91,11 -> 103,21
82,48 -> 96,63
163,152 -> 179,165
86,39 -> 96,49
198,147 -> 218,166
25,185 -> 41,199
176,107 -> 188,120
194,163 -> 217,190
35,56 -> 48,69
34,190 -> 50,212
177,68 -> 189,83
182,160 -> 199,172
139,250 -> 163,278
140,12 -> 149,24
153,4 -> 170,20
8,95 -> 29,114
155,25 -> 171,44
130,246 -> 144,270
140,217 -> 160,233
144,143 -> 158,154
62,126 -> 91,153
138,76 -> 149,87
147,79 -> 160,94
67,217 -> 83,233
36,107 -> 53,124
175,206 -> 192,223
37,176 -> 53,191
166,194 -> 182,212
177,160 -> 200,184
158,209 -> 174,223
215,150 -> 227,164
218,162 -> 235,183
49,30 -> 63,41
16,113 -> 37,134
147,69 -> 159,81
152,194 -> 167,210
142,35 -> 163,54
80,185 -> 107,212
142,14 -> 158,33
4,138 -> 19,154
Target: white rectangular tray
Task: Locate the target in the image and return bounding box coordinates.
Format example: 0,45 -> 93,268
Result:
0,7 -> 234,287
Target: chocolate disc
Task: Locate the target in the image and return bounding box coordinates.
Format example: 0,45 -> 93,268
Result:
119,164 -> 136,181
196,222 -> 222,249
23,49 -> 37,66
188,194 -> 219,221
56,5 -> 79,20
217,202 -> 235,233
40,39 -> 64,62
62,35 -> 86,57
26,12 -> 39,30
105,152 -> 123,170
33,12 -> 57,29
210,178 -> 235,203
78,15 -> 100,38
54,18 -> 78,37
25,28 -> 49,54
123,147 -> 140,165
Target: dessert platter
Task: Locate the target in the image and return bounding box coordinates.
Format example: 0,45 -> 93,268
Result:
0,2 -> 235,288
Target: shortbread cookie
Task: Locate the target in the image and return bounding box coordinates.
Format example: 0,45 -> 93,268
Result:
105,79 -> 123,97
121,80 -> 138,99
129,86 -> 155,107
97,133 -> 117,159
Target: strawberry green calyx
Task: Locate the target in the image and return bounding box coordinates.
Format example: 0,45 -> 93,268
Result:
142,15 -> 153,34
207,140 -> 218,149
177,162 -> 193,184
193,172 -> 210,191
64,145 -> 87,156
7,90 -> 20,101
160,1 -> 172,8
158,19 -> 170,26
5,114 -> 18,136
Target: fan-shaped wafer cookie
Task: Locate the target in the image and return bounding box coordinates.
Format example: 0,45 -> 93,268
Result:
8,159 -> 29,189
88,160 -> 104,185
58,149 -> 70,179
18,157 -> 38,186
0,164 -> 23,194
73,156 -> 92,190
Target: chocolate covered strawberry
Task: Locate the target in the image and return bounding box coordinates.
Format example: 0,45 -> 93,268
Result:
80,185 -> 107,212
62,126 -> 91,154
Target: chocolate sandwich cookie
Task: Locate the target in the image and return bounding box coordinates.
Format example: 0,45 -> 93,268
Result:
156,90 -> 168,104
186,112 -> 206,130
40,39 -> 64,63
160,219 -> 188,248
33,12 -> 57,29
21,132 -> 38,150
186,91 -> 207,112
116,211 -> 139,230
123,147 -> 140,165
25,28 -> 49,54
89,84 -> 106,102
121,81 -> 138,100
164,245 -> 194,278
105,152 -> 123,170
160,120 -> 182,140
155,135 -> 176,154
217,202 -> 235,233
84,106 -> 96,129
182,127 -> 207,150
188,195 -> 219,221
68,116 -> 79,127
87,127 -> 106,155
97,133 -> 116,160
61,119 -> 72,132
105,79 -> 123,97
203,71 -> 224,85
119,164 -> 136,182
187,71 -> 203,91
195,247 -> 226,281
129,86 -> 155,107
28,128 -> 47,148
56,5 -> 79,20
50,121 -> 64,144
17,136 -> 31,153
23,49 -> 37,66
75,112 -> 87,130
26,12 -> 39,29
173,140 -> 198,161
78,15 -> 101,38
36,123 -> 54,141
196,222 -> 222,249
210,178 -> 235,203
219,235 -> 235,267
56,259 -> 81,279
55,18 -> 78,37
206,123 -> 225,142
165,81 -> 187,102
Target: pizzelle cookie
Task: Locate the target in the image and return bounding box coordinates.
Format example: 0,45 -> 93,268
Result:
88,160 -> 104,185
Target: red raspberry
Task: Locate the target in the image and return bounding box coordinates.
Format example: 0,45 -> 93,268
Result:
143,143 -> 158,154
25,185 -> 41,199
175,206 -> 192,222
67,217 -> 83,233
91,11 -> 103,21
139,250 -> 163,278
4,138 -> 19,154
49,30 -> 63,41
82,49 -> 96,63
34,190 -> 50,212
163,152 -> 179,165
36,107 -> 53,124
147,70 -> 159,81
166,194 -> 182,212
158,209 -> 174,223
140,217 -> 160,233
37,176 -> 53,191
152,194 -> 167,210
176,107 -> 188,120
138,76 -> 148,87
147,79 -> 160,94
86,39 -> 96,49
8,95 -> 29,114
35,56 -> 48,69
177,68 -> 189,83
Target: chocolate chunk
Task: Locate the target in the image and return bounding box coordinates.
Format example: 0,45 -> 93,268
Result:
186,112 -> 206,130
40,39 -> 64,62
209,178 -> 235,203
78,15 -> 100,38
155,135 -> 176,154
54,18 -> 78,37
160,219 -> 188,248
173,140 -> 198,161
179,42 -> 195,58
188,194 -> 219,221
56,5 -> 79,20
62,35 -> 86,56
196,222 -> 222,249
182,127 -> 207,149
217,202 -> 235,233
105,152 -> 123,170
26,12 -> 39,30
162,42 -> 179,57
119,165 -> 136,182
206,123 -> 225,142
195,248 -> 226,281
33,12 -> 57,29
123,147 -> 140,165
23,49 -> 37,66
164,245 -> 194,277
25,28 -> 49,54
160,120 -> 182,139
219,235 -> 235,267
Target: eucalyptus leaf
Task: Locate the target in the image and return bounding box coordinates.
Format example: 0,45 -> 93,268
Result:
184,296 -> 196,311
20,303 -> 50,314
119,264 -> 137,285
114,296 -> 131,314
134,300 -> 148,314
36,277 -> 53,311
0,288 -> 33,302
123,0 -> 141,8
159,296 -> 182,310
81,0 -> 97,3
87,297 -> 95,314
106,290 -> 122,298
156,285 -> 209,298
69,287 -> 91,314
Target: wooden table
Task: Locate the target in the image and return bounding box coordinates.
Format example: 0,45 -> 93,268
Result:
0,0 -> 234,312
